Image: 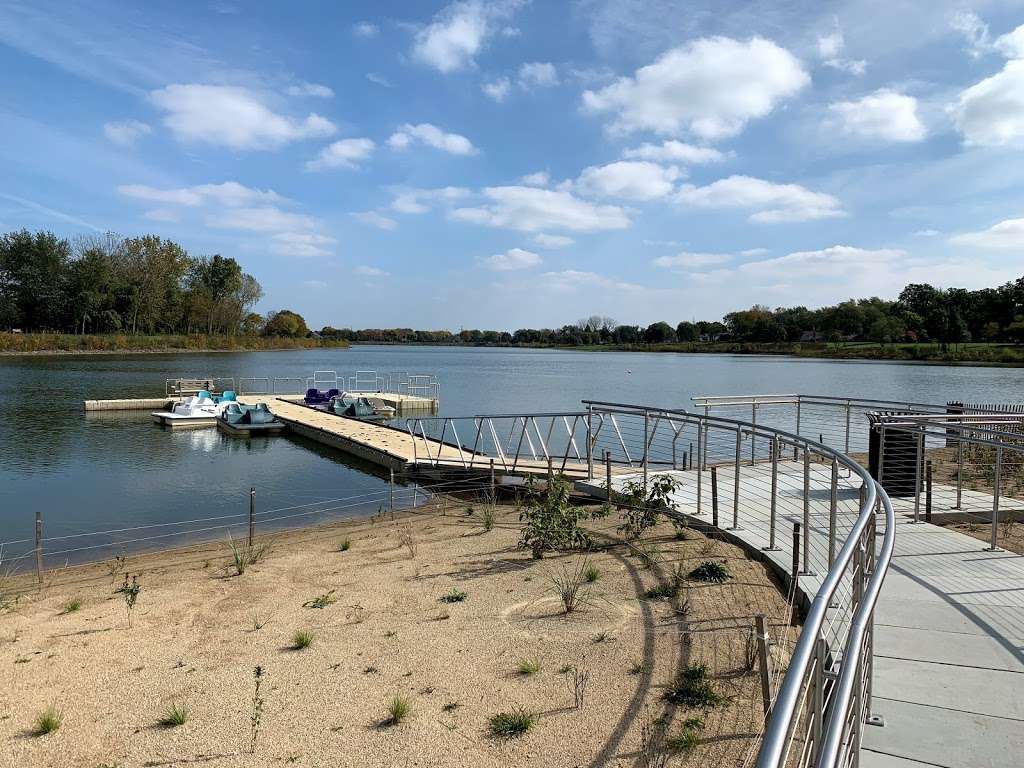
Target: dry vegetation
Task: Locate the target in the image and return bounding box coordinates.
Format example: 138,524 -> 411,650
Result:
0,497 -> 798,767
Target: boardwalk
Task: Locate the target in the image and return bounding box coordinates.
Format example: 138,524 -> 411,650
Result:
581,464 -> 1024,768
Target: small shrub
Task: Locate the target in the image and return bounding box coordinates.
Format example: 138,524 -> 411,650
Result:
516,657 -> 542,676
480,505 -> 495,532
568,662 -> 590,709
630,660 -> 647,675
550,558 -> 593,614
488,707 -> 536,737
117,573 -> 141,628
291,630 -> 314,650
593,631 -> 611,643
644,582 -> 679,600
226,536 -> 267,576
518,475 -> 593,558
557,664 -> 574,674
397,526 -> 417,558
303,590 -> 337,609
689,561 -> 732,583
34,704 -> 62,735
440,588 -> 467,603
617,475 -> 680,539
385,695 -> 411,725
61,598 -> 82,614
664,664 -> 724,708
639,707 -> 668,768
338,539 -> 351,552
583,563 -> 600,583
160,701 -> 190,727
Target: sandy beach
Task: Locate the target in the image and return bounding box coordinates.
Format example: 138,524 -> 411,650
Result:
1,500 -> 797,767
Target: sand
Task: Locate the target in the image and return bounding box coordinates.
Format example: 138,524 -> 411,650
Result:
1,501 -> 797,767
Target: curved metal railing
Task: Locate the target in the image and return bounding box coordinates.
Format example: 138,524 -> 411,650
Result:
406,400 -> 895,767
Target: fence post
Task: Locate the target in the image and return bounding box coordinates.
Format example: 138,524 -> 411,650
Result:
586,403 -> 594,480
803,449 -> 813,575
642,410 -> 649,491
35,511 -> 43,588
765,436 -> 780,550
755,614 -> 773,716
845,400 -> 852,454
711,466 -> 719,528
389,468 -> 395,515
750,403 -> 757,465
925,460 -> 932,523
731,428 -> 742,530
794,397 -> 802,460
248,487 -> 255,549
828,458 -> 838,567
689,441 -> 693,470
955,437 -> 964,510
696,423 -> 704,516
988,446 -> 1003,552
489,459 -> 496,505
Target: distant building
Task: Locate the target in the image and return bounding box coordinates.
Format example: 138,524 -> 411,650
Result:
800,331 -> 826,343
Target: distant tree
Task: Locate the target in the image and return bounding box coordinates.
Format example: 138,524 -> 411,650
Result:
263,309 -> 309,337
675,321 -> 698,342
643,321 -> 675,344
0,229 -> 70,330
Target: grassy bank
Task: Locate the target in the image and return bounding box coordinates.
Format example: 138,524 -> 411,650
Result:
0,332 -> 349,355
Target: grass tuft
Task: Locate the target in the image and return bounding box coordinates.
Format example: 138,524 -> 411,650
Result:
516,657 -> 542,676
583,563 -> 601,583
61,598 -> 82,614
33,704 -> 63,736
291,630 -> 314,650
338,539 -> 351,552
302,590 -> 337,609
550,558 -> 593,614
440,588 -> 467,603
666,717 -> 705,753
488,706 -> 536,737
664,664 -> 724,708
226,535 -> 267,576
688,561 -> 732,583
385,695 -> 411,725
160,701 -> 190,728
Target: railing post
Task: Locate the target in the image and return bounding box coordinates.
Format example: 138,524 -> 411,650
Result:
389,468 -> 395,515
812,635 -> 826,763
988,446 -> 1003,552
489,459 -> 496,505
765,436 -> 780,550
829,458 -> 838,567
925,459 -> 933,523
791,522 -> 801,625
249,487 -> 256,549
732,428 -> 742,530
605,450 -> 612,501
711,466 -> 719,528
689,441 -> 693,470
35,511 -> 43,588
751,403 -> 757,465
845,399 -> 852,454
913,429 -> 923,524
586,403 -> 594,480
794,396 -> 802,460
803,448 -> 813,575
696,422 -> 704,516
955,436 -> 964,510
642,410 -> 649,491
756,614 -> 773,716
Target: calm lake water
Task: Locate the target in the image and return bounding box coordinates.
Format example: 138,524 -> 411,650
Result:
1,346 -> 1021,567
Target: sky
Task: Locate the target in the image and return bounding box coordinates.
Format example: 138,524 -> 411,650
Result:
3,0 -> 1024,331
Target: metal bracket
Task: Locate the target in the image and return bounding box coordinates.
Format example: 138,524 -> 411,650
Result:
762,546 -> 782,552
866,714 -> 886,727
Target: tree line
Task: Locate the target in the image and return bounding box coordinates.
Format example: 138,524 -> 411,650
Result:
0,229 -> 284,336
320,278 -> 1024,348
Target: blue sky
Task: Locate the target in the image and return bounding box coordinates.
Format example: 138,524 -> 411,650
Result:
3,0 -> 1024,331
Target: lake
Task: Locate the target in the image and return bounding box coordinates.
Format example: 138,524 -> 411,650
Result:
1,346 -> 1021,567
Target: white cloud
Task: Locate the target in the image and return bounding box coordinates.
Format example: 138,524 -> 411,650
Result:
478,247 -> 542,270
149,84 -> 335,149
576,160 -> 681,201
482,77 -> 511,102
387,123 -> 478,155
950,11 -> 992,58
622,140 -> 726,164
211,206 -> 318,233
412,0 -> 521,73
303,279 -> 329,289
518,61 -> 558,88
816,30 -> 866,75
350,211 -> 398,230
271,232 -> 336,258
828,89 -> 926,142
366,72 -> 393,88
520,170 -> 550,187
533,232 -> 574,248
286,82 -> 334,98
451,186 -> 631,232
305,138 -> 375,171
143,208 -> 180,223
103,119 -> 151,147
675,175 -> 844,223
995,24 -> 1024,59
913,229 -> 940,237
740,247 -> 769,257
540,270 -> 642,293
952,59 -> 1024,146
118,181 -> 285,207
352,21 -> 379,38
390,186 -> 470,214
739,245 -> 904,277
949,217 -> 1024,248
581,36 -> 809,140
653,251 -> 732,268
355,265 -> 390,277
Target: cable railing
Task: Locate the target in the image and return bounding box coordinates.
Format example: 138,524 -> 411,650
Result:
405,399 -> 896,767
229,371 -> 441,399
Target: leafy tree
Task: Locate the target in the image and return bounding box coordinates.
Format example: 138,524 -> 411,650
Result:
518,476 -> 593,559
263,309 -> 309,337
675,321 -> 698,342
643,321 -> 676,344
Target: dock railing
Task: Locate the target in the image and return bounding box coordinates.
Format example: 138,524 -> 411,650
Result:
233,372 -> 441,399
407,399 -> 896,768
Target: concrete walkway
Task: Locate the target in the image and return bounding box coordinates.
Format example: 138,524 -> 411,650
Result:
579,463 -> 1024,768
